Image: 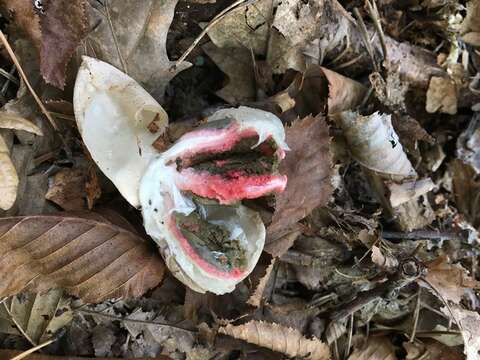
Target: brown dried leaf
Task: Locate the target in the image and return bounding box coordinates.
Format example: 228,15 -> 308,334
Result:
0,350 -> 170,360
45,168 -> 87,211
449,160 -> 480,228
422,256 -> 480,304
247,255 -> 276,307
203,43 -> 255,104
348,335 -> 396,360
86,0 -> 191,100
267,115 -> 332,254
0,215 -> 165,303
403,339 -> 463,360
0,113 -> 43,135
0,133 -> 18,211
371,245 -> 398,272
219,320 -> 330,360
40,0 -> 88,89
426,76 -> 458,115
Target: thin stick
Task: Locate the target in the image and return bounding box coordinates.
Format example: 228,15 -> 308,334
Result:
105,0 -> 128,74
9,338 -> 56,360
2,302 -> 36,346
353,8 -> 379,72
174,0 -> 252,67
0,31 -> 58,130
344,313 -> 354,359
409,288 -> 421,342
365,0 -> 387,62
0,67 -> 19,85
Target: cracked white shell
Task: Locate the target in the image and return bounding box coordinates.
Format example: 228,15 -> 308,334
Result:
74,56 -> 168,207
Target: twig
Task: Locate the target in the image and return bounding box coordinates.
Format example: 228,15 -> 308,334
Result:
344,313 -> 354,359
174,0 -> 252,67
0,30 -> 58,130
409,288 -> 421,342
365,0 -> 387,62
2,302 -> 36,346
9,338 -> 56,360
77,309 -> 196,333
0,66 -> 19,86
105,0 -> 128,74
353,7 -> 379,72
381,230 -> 462,242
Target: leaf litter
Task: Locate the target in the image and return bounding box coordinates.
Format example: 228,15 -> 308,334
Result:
0,0 -> 479,359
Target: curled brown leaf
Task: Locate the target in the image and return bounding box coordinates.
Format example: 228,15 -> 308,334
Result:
219,320 -> 330,360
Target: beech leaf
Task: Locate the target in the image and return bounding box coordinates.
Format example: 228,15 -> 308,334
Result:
0,215 -> 165,303
40,0 -> 88,89
219,320 -> 330,360
266,115 -> 332,256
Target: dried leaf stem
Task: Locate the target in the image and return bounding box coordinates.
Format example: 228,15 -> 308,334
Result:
0,30 -> 58,130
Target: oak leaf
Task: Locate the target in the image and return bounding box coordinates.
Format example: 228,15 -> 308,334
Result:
266,115 -> 332,256
219,320 -> 330,359
40,0 -> 88,89
0,215 -> 165,303
85,0 -> 191,100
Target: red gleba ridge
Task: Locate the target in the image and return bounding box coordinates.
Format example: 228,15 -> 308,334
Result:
177,168 -> 287,204
167,216 -> 246,279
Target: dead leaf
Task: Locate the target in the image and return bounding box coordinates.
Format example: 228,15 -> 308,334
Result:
461,0 -> 480,35
457,113 -> 480,173
45,168 -> 87,211
219,320 -> 330,360
339,111 -> 416,178
403,339 -> 463,360
267,115 -> 332,252
447,306 -> 480,360
348,335 -> 396,360
449,160 -> 480,228
0,113 -> 43,135
247,255 -> 276,307
267,0 -> 323,73
371,245 -> 399,272
3,289 -> 73,344
203,43 -> 255,104
205,0 -> 272,56
265,224 -> 303,258
85,0 -> 191,100
0,350 -> 170,360
39,0 -> 88,89
426,76 -> 458,115
289,65 -> 366,117
421,256 -> 480,304
387,178 -> 435,208
0,133 -> 19,210
85,165 -> 101,209
0,215 -> 165,303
